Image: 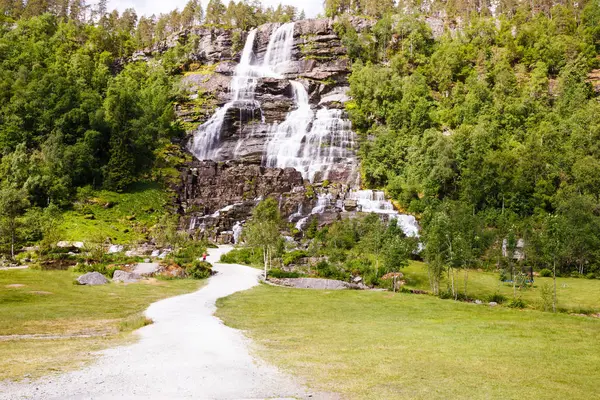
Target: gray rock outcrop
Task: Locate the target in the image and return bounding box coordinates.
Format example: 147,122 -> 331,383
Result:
77,272 -> 109,286
113,270 -> 142,283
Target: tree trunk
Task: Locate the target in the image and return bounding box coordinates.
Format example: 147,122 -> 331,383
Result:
263,246 -> 268,279
451,267 -> 456,299
464,268 -> 469,297
11,227 -> 15,260
552,258 -> 557,313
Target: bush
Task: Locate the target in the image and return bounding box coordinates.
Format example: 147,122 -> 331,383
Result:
220,247 -> 263,267
314,261 -> 350,281
539,268 -> 552,277
268,268 -> 303,279
508,298 -> 527,309
282,250 -> 307,266
570,271 -> 583,278
487,293 -> 507,304
74,263 -> 120,278
186,261 -> 213,279
586,272 -> 596,280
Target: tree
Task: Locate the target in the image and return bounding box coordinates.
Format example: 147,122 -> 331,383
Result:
243,198 -> 282,278
0,187 -> 29,259
205,0 -> 226,25
542,214 -> 567,313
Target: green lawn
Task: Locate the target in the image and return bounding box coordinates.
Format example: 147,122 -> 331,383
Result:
217,285 -> 600,400
403,261 -> 600,313
0,268 -> 202,380
59,182 -> 171,244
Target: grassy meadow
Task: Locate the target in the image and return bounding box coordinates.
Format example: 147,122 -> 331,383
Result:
58,182 -> 171,244
402,261 -> 600,313
217,285 -> 600,400
0,268 -> 202,380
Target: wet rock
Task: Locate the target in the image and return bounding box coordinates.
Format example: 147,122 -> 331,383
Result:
77,272 -> 109,286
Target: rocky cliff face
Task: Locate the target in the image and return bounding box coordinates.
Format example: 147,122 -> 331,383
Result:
161,18 -> 410,243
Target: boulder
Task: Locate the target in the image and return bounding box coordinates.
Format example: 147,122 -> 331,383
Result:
489,302 -> 498,307
77,272 -> 109,286
133,263 -> 161,277
112,270 -> 142,283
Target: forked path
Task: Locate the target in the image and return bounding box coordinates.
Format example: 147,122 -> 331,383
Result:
1,246 -> 320,400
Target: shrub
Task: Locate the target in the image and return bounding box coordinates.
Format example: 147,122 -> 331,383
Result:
268,268 -> 303,279
186,261 -> 213,279
74,263 -> 120,278
586,272 -> 596,280
508,298 -> 527,309
282,250 -> 307,266
220,247 -> 263,267
487,293 -> 507,304
570,271 -> 583,279
539,268 -> 552,277
314,261 -> 350,281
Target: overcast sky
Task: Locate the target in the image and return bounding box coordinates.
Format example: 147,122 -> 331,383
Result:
102,0 -> 324,18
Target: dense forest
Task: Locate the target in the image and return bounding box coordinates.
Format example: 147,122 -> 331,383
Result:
1,0 -> 600,288
330,0 -> 600,283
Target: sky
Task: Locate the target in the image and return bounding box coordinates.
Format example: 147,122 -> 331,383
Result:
102,0 -> 324,18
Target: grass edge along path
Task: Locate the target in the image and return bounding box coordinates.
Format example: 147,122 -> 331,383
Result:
0,269 -> 204,381
217,284 -> 600,400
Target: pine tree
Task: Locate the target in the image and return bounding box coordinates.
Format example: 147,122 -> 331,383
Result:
205,0 -> 226,25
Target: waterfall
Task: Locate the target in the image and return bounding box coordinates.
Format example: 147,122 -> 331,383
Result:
263,22 -> 296,71
347,190 -> 420,238
189,29 -> 260,161
190,22 -> 356,184
264,83 -> 356,183
233,222 -> 243,244
347,190 -> 395,214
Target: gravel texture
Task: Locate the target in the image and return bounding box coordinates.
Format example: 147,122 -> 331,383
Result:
0,246 -> 320,400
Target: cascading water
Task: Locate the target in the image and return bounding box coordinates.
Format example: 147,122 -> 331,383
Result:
190,22 -> 356,183
188,22 -> 421,239
264,82 -> 356,183
347,190 -> 420,237
189,28 -> 260,161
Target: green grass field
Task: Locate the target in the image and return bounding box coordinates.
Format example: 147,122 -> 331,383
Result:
217,285 -> 600,400
402,261 -> 600,313
59,182 -> 171,244
0,268 -> 202,380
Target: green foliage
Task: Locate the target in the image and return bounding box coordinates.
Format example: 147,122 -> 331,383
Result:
540,268 -> 553,278
268,269 -> 303,279
508,298 -> 527,309
282,250 -> 307,266
74,263 -> 120,278
186,260 -> 213,279
220,247 -> 264,267
487,293 -> 508,304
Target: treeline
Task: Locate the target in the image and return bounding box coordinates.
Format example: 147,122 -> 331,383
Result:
1,1 -> 304,49
325,0 -> 597,19
342,1 -> 600,278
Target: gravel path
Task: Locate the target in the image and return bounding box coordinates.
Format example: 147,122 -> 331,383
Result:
0,246 -> 320,400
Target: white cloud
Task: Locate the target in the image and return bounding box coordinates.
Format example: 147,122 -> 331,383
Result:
103,0 -> 324,18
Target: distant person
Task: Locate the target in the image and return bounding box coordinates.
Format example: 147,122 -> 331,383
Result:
202,252 -> 207,262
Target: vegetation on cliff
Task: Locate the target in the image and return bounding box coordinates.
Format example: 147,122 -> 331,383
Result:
339,1 -> 600,284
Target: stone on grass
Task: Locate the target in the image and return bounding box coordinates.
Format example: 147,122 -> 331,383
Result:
113,270 -> 142,283
77,272 -> 109,286
133,262 -> 161,277
475,300 -> 483,305
489,302 -> 498,307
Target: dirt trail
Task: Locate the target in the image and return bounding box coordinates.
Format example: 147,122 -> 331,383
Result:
0,246 -> 319,399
